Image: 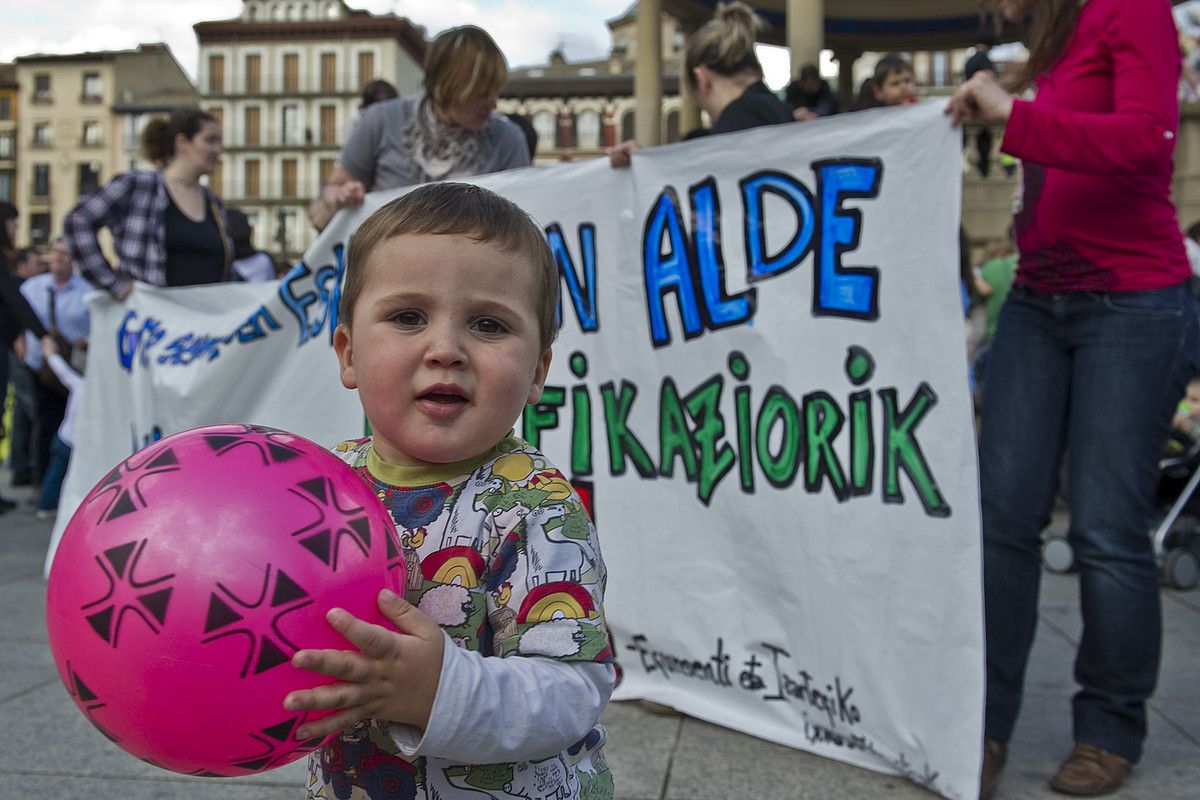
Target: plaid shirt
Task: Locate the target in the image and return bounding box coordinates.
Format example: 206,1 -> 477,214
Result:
65,170 -> 231,296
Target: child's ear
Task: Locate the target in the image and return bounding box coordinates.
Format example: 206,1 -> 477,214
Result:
333,324 -> 357,390
526,348 -> 553,405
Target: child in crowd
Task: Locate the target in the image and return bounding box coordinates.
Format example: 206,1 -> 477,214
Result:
284,183 -> 614,800
1172,376 -> 1200,445
872,53 -> 918,106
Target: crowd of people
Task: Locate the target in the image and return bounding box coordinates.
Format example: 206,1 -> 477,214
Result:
4,0 -> 1199,798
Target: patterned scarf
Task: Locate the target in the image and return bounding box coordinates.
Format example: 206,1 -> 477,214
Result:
405,96 -> 487,182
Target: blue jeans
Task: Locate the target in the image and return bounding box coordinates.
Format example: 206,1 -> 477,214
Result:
37,433 -> 72,512
980,282 -> 1195,763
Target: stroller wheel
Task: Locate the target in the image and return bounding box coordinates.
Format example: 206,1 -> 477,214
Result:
1042,535 -> 1076,573
1163,548 -> 1200,591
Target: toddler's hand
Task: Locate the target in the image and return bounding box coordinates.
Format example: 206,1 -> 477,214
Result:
283,588 -> 445,739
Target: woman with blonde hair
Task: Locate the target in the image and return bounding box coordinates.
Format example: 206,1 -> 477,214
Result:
66,107 -> 231,299
310,25 -> 530,231
684,1 -> 792,134
948,0 -> 1195,795
609,2 -> 791,165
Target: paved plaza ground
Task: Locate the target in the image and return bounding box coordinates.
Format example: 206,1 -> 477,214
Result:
2,485 -> 1197,799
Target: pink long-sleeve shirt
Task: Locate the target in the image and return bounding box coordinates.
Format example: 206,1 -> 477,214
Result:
1001,0 -> 1190,293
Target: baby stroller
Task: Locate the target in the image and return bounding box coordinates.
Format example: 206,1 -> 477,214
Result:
1041,432 -> 1200,590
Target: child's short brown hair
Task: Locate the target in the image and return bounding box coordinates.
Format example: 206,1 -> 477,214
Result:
340,182 -> 560,351
873,53 -> 914,86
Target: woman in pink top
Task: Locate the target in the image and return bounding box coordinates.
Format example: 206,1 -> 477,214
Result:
948,1 -> 1196,797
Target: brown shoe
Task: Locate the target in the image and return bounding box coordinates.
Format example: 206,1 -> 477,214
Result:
1049,742 -> 1131,796
980,738 -> 1007,800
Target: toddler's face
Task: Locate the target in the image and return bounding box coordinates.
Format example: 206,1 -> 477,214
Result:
334,233 -> 551,467
875,70 -> 916,106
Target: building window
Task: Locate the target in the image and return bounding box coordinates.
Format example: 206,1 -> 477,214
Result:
0,97 -> 10,120
244,106 -> 261,146
0,133 -> 12,158
556,112 -> 575,149
209,160 -> 223,195
282,158 -> 298,198
208,107 -> 224,138
666,110 -> 680,143
0,172 -> 12,202
209,54 -> 225,93
281,104 -> 301,146
33,164 -> 50,197
244,159 -> 260,199
33,73 -> 52,103
82,121 -> 102,147
82,72 -> 102,102
357,51 -> 375,88
320,53 -> 337,93
932,51 -> 949,87
29,212 -> 50,246
576,110 -> 600,149
278,209 -> 299,253
533,112 -> 555,150
319,157 -> 335,184
283,53 -> 300,93
621,111 -> 635,143
319,104 -> 336,145
245,54 -> 262,93
78,162 -> 101,197
32,123 -> 51,148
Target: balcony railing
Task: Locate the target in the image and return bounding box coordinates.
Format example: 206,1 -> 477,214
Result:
214,181 -> 318,202
205,73 -> 371,96
213,127 -> 342,149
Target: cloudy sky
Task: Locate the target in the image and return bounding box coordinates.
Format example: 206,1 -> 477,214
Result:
2,0 -> 794,88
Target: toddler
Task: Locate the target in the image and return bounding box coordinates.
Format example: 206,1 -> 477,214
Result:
285,182 -> 614,799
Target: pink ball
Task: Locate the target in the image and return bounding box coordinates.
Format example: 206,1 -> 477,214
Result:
46,424 -> 402,776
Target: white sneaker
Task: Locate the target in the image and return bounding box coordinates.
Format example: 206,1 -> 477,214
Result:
34,509 -> 55,521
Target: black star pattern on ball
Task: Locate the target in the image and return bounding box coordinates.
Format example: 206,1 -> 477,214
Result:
81,539 -> 176,647
229,714 -> 325,772
63,661 -> 120,744
203,425 -> 305,466
288,476 -> 373,572
200,565 -> 314,678
86,446 -> 181,524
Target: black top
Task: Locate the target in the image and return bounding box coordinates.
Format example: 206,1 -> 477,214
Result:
0,255 -> 47,346
964,51 -> 997,81
784,79 -> 839,116
712,81 -> 795,135
164,196 -> 227,287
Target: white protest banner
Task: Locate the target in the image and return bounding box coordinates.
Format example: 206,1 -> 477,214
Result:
51,101 -> 981,798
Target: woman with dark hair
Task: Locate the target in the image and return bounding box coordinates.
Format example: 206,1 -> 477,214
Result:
359,78 -> 398,111
948,1 -> 1194,796
65,107 -> 232,300
309,26 -> 530,232
0,202 -> 47,512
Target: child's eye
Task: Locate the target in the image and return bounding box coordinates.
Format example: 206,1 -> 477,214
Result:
392,310 -> 424,327
472,317 -> 507,335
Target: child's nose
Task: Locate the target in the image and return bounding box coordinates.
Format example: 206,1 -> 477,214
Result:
423,330 -> 468,367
